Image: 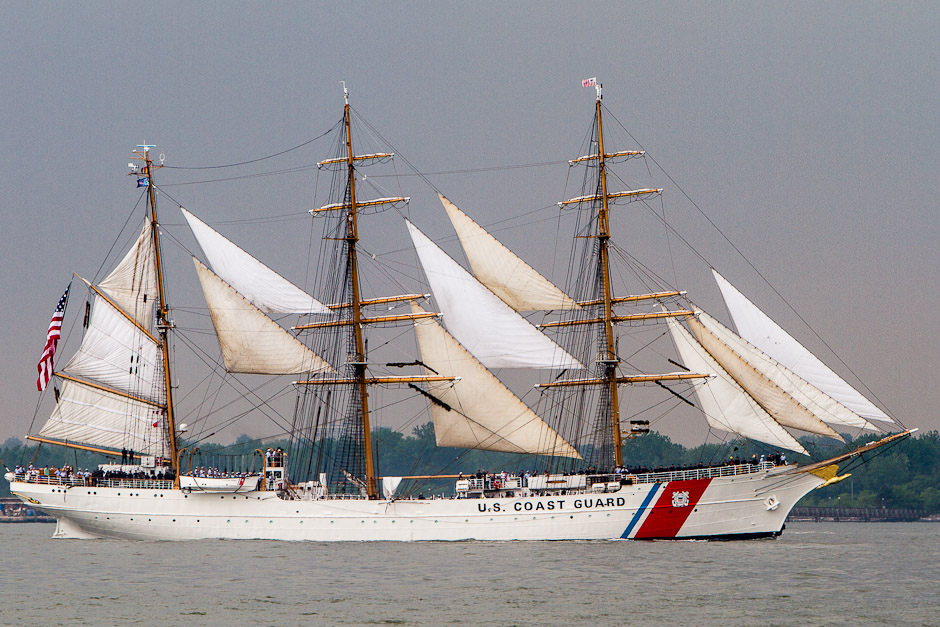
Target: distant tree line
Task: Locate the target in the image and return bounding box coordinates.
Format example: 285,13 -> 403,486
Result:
2,428 -> 936,512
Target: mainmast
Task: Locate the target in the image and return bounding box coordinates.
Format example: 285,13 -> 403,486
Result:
342,86 -> 377,499
134,145 -> 180,476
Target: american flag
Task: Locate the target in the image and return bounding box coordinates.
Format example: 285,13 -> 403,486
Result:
582,77 -> 597,88
36,283 -> 71,392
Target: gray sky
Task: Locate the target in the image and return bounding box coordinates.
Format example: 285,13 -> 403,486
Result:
2,2 -> 938,446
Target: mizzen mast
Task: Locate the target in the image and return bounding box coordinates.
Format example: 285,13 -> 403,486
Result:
132,145 -> 180,476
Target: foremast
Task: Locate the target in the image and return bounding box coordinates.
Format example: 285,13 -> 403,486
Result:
593,87 -> 624,467
134,146 -> 180,478
539,82 -> 705,468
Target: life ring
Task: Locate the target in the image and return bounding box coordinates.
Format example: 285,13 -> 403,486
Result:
764,495 -> 780,511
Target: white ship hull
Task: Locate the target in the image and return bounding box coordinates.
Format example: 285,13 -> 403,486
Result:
7,467 -> 824,541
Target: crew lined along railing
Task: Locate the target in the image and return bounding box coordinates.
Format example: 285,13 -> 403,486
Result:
11,473 -> 174,490
626,461 -> 778,485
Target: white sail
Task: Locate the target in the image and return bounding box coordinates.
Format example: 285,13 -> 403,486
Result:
182,208 -> 330,315
97,220 -> 157,329
193,259 -> 334,375
63,295 -> 163,402
412,303 -> 581,458
696,311 -> 879,432
688,313 -> 843,440
440,194 -> 579,311
40,379 -> 168,456
713,270 -> 895,425
406,220 -> 582,370
666,317 -> 809,454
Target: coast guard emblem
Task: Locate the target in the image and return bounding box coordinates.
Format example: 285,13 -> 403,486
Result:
671,491 -> 690,508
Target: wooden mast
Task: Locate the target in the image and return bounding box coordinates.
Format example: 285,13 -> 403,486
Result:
137,146 -> 180,478
593,85 -> 625,468
341,86 -> 378,498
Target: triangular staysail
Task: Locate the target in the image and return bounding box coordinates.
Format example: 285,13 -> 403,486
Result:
406,220 -> 582,370
193,258 -> 334,375
439,194 -> 579,311
713,270 -> 895,426
695,311 -> 879,432
666,317 -> 809,455
688,313 -> 844,440
97,219 -> 157,329
411,303 -> 581,458
182,207 -> 330,315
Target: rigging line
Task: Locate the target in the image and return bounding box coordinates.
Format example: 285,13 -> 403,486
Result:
366,159 -> 570,179
157,182 -> 312,227
349,105 -> 442,196
173,331 -> 297,434
163,121 -> 342,170
159,163 -> 320,187
602,105 -> 894,417
94,190 -> 147,283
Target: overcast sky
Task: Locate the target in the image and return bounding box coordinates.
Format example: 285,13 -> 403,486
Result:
2,2 -> 937,447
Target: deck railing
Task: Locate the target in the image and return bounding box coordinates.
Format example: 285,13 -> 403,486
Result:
626,461 -> 777,485
10,473 -> 173,490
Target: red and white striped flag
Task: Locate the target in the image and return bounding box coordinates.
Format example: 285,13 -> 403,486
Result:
581,77 -> 597,88
36,282 -> 71,391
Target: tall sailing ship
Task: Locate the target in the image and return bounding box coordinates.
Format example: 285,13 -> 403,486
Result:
6,82 -> 912,541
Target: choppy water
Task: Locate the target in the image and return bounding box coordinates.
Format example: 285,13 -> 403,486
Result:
1,522 -> 937,626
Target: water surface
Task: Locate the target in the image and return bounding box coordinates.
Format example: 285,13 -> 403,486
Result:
1,522 -> 936,626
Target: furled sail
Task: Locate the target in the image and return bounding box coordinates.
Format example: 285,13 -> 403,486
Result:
439,194 -> 579,311
62,294 -> 163,402
713,270 -> 895,425
406,220 -> 582,370
181,208 -> 330,315
96,219 -> 157,329
695,311 -> 879,432
688,313 -> 843,440
411,303 -> 581,458
40,379 -> 168,457
193,258 -> 334,375
666,317 -> 809,454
